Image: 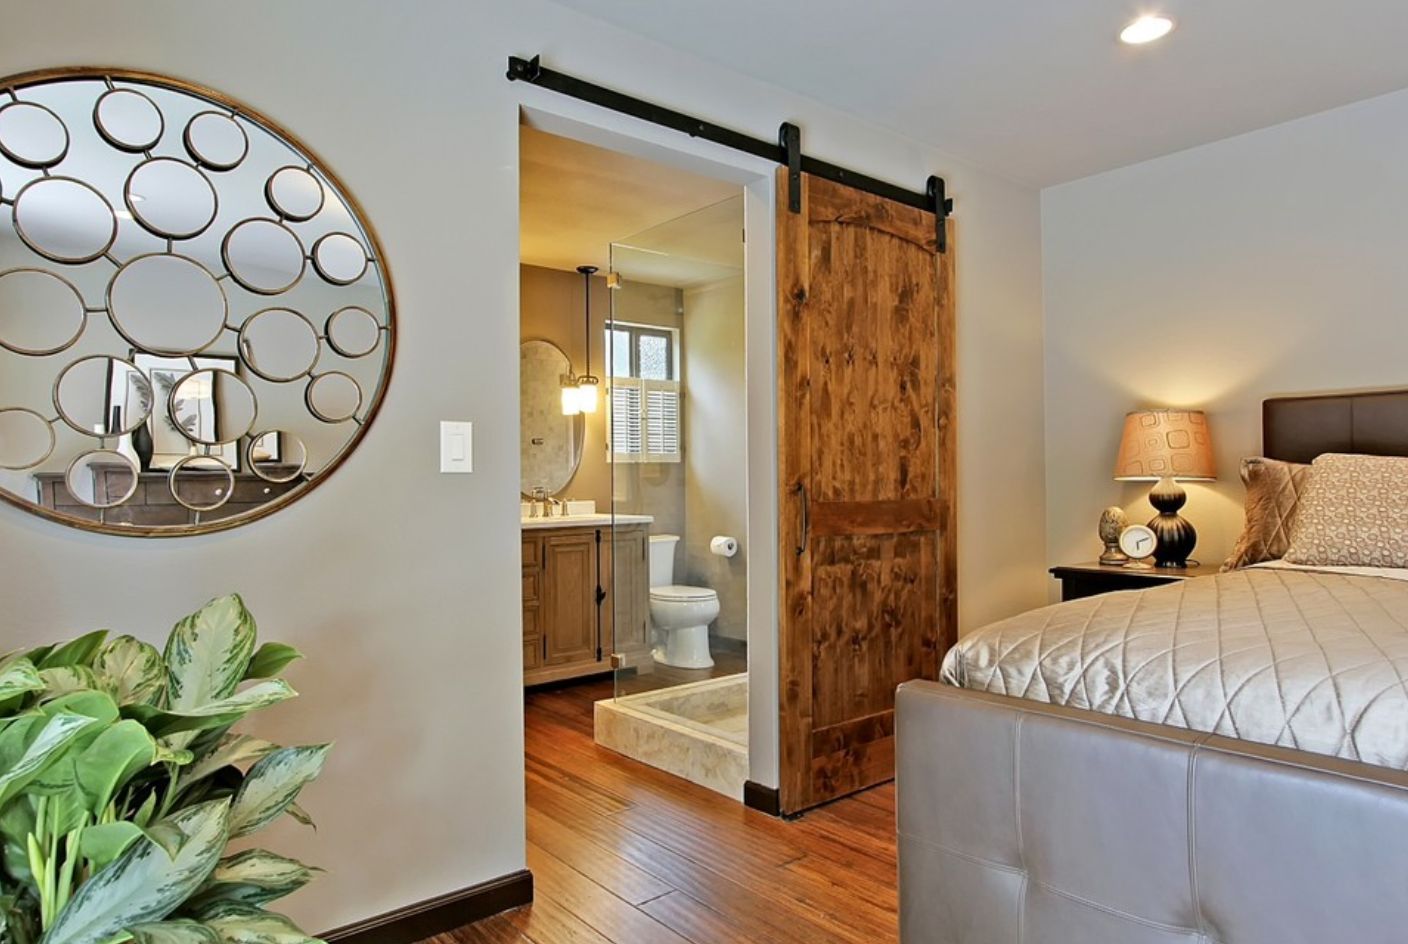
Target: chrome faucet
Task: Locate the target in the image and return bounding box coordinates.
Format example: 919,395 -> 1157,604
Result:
530,486 -> 548,518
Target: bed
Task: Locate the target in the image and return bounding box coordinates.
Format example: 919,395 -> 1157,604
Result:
897,388 -> 1408,944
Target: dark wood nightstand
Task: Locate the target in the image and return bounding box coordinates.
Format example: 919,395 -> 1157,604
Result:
1049,561 -> 1205,602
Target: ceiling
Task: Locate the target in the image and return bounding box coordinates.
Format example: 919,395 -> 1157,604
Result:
549,0 -> 1408,186
519,125 -> 740,285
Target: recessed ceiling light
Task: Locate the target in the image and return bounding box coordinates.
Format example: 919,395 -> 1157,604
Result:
1120,15 -> 1174,45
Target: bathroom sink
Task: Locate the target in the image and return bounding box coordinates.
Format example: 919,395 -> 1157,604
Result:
520,512 -> 653,529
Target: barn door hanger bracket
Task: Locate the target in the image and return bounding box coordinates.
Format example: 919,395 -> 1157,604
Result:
507,54 -> 543,82
779,122 -> 802,213
927,176 -> 953,254
506,53 -> 953,251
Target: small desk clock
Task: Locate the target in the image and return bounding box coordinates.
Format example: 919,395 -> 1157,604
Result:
1119,524 -> 1158,569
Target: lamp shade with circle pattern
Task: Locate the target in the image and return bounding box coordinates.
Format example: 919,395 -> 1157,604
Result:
1114,410 -> 1216,482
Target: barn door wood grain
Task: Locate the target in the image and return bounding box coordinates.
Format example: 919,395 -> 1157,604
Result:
777,169 -> 955,814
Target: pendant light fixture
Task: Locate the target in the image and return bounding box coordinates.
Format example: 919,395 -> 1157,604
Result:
560,374 -> 581,416
574,265 -> 600,414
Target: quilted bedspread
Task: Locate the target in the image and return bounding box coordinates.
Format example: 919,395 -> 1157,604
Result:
941,566 -> 1408,769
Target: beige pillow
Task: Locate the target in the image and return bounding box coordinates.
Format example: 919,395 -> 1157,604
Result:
1283,453 -> 1408,568
1221,457 -> 1311,571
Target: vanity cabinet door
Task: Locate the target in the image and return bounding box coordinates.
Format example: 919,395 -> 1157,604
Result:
611,527 -> 650,657
541,533 -> 598,666
522,535 -> 543,671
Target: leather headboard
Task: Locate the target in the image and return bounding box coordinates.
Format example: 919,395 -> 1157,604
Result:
1263,389 -> 1408,463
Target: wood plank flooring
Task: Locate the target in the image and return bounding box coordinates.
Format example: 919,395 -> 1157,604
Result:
430,677 -> 898,944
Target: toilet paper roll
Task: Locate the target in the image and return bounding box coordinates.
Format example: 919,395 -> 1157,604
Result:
710,535 -> 738,558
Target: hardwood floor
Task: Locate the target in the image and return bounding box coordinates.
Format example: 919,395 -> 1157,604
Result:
430,676 -> 898,944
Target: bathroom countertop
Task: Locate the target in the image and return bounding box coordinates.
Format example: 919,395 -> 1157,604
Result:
520,513 -> 654,530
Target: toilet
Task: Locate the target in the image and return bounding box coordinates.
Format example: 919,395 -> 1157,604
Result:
647,534 -> 719,669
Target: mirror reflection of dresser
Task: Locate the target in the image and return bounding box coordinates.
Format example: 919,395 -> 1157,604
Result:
35,464 -> 301,526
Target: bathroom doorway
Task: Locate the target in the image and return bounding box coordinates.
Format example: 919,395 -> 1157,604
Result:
518,115 -> 772,803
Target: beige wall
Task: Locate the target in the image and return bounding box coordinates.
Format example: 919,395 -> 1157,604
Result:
0,0 -> 1047,932
682,276 -> 747,641
519,265 -> 612,506
1042,87 -> 1408,579
519,265 -> 686,526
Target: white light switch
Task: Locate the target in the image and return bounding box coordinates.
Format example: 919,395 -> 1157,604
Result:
439,421 -> 473,473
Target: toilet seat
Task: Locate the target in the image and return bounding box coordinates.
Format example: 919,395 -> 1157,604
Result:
649,584 -> 718,603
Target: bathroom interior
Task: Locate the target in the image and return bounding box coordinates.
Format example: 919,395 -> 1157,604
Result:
518,123 -> 750,798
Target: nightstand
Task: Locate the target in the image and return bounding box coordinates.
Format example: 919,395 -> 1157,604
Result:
1049,561 -> 1204,602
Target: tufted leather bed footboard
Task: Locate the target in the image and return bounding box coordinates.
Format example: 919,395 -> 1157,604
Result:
896,680 -> 1408,944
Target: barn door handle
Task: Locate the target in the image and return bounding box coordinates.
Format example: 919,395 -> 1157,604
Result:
795,482 -> 810,556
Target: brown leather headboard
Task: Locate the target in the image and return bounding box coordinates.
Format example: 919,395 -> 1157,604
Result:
1263,389 -> 1408,463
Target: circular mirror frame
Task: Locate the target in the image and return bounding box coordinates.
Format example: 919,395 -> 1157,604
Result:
0,67 -> 396,537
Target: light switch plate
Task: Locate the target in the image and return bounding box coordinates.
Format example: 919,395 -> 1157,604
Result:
439,421 -> 473,473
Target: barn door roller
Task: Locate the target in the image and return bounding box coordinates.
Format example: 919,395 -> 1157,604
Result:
506,54 -> 953,251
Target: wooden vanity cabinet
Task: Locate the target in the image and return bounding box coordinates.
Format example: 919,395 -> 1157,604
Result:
522,522 -> 651,686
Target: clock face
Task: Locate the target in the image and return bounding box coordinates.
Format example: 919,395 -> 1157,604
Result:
1119,524 -> 1158,560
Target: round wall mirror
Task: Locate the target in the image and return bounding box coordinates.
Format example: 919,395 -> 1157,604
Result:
520,339 -> 584,497
0,69 -> 395,536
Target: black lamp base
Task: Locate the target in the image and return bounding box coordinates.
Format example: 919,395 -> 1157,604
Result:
1146,477 -> 1196,567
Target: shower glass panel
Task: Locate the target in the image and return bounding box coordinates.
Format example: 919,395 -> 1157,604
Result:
608,195 -> 746,701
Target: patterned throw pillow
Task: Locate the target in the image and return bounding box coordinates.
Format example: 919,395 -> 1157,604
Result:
1220,457 -> 1312,571
1283,453 -> 1408,568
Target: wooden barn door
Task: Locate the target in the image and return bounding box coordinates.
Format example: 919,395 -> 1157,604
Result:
777,169 -> 956,814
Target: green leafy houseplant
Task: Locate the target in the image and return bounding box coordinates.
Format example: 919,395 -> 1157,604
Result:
0,594 -> 330,944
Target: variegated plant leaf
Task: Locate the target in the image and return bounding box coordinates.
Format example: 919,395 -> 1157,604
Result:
39,690 -> 120,726
228,745 -> 330,839
242,644 -> 302,682
37,631 -> 108,670
39,799 -> 231,944
180,736 -> 276,789
0,658 -> 42,703
282,803 -> 315,830
75,720 -> 157,812
155,743 -> 195,767
164,596 -> 257,713
77,820 -> 144,871
203,906 -> 322,944
186,850 -> 318,911
126,920 -> 222,944
132,789 -> 159,828
124,681 -> 296,738
39,666 -> 98,700
95,636 -> 166,706
0,713 -> 98,808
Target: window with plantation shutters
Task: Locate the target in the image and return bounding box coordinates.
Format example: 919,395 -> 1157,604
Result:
607,321 -> 681,464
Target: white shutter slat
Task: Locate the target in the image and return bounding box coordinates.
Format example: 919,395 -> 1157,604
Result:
610,379 -> 644,462
644,380 -> 681,462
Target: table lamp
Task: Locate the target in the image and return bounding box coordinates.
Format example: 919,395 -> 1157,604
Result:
1113,409 -> 1216,567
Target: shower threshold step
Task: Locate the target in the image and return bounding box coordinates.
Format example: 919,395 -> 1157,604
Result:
594,673 -> 748,800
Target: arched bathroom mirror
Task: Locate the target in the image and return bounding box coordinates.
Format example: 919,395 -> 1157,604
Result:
520,339 -> 583,496
0,68 -> 395,536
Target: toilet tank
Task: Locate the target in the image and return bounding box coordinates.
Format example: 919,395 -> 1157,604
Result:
648,534 -> 679,588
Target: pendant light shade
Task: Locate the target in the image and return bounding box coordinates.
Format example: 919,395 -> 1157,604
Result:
561,376 -> 581,416
576,377 -> 599,413
575,264 -> 601,414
